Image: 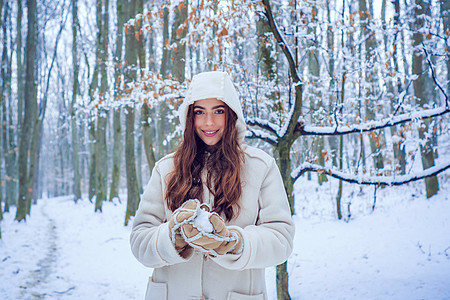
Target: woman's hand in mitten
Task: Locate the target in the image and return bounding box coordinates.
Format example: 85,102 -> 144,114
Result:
208,213 -> 243,255
168,199 -> 199,253
182,211 -> 243,256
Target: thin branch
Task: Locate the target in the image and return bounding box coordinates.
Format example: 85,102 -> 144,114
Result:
245,129 -> 278,146
246,118 -> 280,136
295,106 -> 449,136
291,162 -> 450,186
422,43 -> 449,108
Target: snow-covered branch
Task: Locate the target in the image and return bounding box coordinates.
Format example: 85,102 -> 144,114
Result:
245,128 -> 278,145
295,106 -> 450,136
246,118 -> 280,136
291,162 -> 450,186
423,44 -> 449,107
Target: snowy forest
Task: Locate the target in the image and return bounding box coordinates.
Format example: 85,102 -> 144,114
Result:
0,0 -> 449,299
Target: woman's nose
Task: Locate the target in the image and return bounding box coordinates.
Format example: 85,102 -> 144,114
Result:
205,113 -> 214,126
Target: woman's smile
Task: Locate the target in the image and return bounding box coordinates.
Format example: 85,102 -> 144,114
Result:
202,129 -> 219,137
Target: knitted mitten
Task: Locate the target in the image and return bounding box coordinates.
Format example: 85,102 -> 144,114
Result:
168,199 -> 200,252
181,209 -> 243,256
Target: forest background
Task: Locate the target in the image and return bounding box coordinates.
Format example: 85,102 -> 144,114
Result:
0,0 -> 449,299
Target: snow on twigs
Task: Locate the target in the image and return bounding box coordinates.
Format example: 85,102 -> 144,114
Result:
291,161 -> 450,185
245,128 -> 278,144
299,106 -> 449,136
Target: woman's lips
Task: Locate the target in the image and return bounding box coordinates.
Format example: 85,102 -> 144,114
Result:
202,130 -> 219,137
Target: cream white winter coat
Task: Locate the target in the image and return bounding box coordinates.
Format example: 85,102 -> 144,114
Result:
130,71 -> 295,300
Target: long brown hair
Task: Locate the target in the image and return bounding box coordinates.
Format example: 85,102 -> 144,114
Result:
165,102 -> 244,221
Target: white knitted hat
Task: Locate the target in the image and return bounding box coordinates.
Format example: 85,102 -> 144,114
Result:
178,71 -> 246,143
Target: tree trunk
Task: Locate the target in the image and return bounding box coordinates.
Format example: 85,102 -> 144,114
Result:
359,0 -> 385,173
4,74 -> 16,212
326,0 -> 339,167
136,0 -> 145,192
124,0 -> 140,225
388,0 -> 407,175
139,0 -> 156,173
16,0 -> 38,221
109,0 -> 125,202
0,0 -> 5,223
336,135 -> 343,220
71,0 -> 81,202
167,0 -> 188,151
307,5 -> 327,184
156,5 -> 171,159
110,109 -> 122,201
412,0 -> 439,198
88,0 -> 102,202
160,6 -> 169,77
95,113 -> 108,211
441,0 -> 450,95
94,0 -> 109,211
141,103 -> 156,172
17,0 -> 24,135
171,0 -> 187,82
257,14 -> 276,80
274,140 -> 294,300
88,123 -> 96,201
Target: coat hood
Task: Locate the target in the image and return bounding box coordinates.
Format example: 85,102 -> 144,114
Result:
178,71 -> 246,143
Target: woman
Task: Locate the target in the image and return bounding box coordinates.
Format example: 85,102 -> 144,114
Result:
130,71 -> 295,300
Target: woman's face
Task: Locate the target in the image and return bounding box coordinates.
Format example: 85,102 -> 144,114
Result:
193,98 -> 226,146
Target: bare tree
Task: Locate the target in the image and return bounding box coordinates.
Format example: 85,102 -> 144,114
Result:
71,0 -> 82,202
124,0 -> 141,225
16,0 -> 38,221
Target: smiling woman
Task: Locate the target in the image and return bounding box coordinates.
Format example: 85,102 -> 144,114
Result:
130,71 -> 295,300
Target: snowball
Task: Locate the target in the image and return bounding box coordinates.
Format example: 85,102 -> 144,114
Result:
193,209 -> 214,233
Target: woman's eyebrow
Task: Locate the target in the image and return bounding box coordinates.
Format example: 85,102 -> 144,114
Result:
193,105 -> 225,110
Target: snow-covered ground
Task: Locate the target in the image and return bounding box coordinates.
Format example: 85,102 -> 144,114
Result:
1,175 -> 449,300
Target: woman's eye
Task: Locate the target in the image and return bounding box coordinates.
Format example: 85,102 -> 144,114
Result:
194,110 -> 204,115
215,109 -> 225,114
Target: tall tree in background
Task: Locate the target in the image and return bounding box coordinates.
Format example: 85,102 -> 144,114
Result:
124,0 -> 141,225
440,0 -> 450,95
0,0 -> 6,226
137,0 -> 157,177
16,0 -> 37,221
168,0 -> 187,149
156,4 -> 170,159
88,2 -> 100,202
359,0 -> 385,173
109,0 -> 125,202
2,0 -> 16,212
306,4 -> 327,184
172,0 -> 188,82
95,0 -> 110,211
386,0 -> 407,175
412,0 -> 439,198
71,0 -> 82,202
16,0 -> 24,142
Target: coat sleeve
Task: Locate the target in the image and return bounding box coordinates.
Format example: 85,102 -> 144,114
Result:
212,157 -> 295,270
130,164 -> 193,268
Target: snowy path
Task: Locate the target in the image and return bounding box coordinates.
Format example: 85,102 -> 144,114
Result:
19,200 -> 60,298
1,197 -> 149,299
